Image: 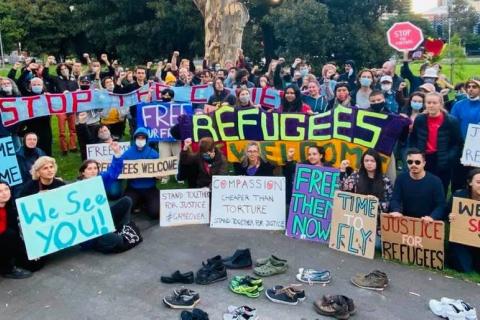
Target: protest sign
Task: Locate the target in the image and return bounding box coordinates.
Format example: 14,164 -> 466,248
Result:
210,176 -> 286,230
286,165 -> 340,243
387,21 -> 424,52
137,102 -> 193,142
227,140 -> 390,171
116,156 -> 178,179
160,188 -> 210,226
178,105 -> 410,156
380,214 -> 445,270
461,124 -> 480,168
329,191 -> 378,259
86,142 -> 131,162
0,136 -> 22,186
15,176 -> 115,260
449,197 -> 480,248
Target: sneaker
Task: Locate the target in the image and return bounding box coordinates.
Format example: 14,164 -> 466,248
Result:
350,270 -> 388,291
440,298 -> 477,320
163,288 -> 200,309
429,298 -> 470,320
222,249 -> 252,269
161,270 -> 194,284
296,268 -> 331,284
196,261 -> 227,285
224,305 -> 258,320
1,266 -> 32,279
271,284 -> 305,301
265,285 -> 304,305
229,276 -> 263,298
314,295 -> 353,320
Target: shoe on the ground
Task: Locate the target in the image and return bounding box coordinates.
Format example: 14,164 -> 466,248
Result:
440,298 -> 477,320
255,255 -> 287,267
1,266 -> 33,279
265,285 -> 304,305
163,288 -> 200,309
196,261 -> 227,285
296,268 -> 331,284
350,270 -> 388,291
181,308 -> 209,320
223,305 -> 258,320
229,276 -> 263,298
160,270 -> 194,284
253,259 -> 288,277
271,284 -> 305,301
429,298 -> 477,320
314,295 -> 353,319
222,249 -> 252,269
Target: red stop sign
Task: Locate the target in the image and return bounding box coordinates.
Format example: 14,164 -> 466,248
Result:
387,22 -> 424,52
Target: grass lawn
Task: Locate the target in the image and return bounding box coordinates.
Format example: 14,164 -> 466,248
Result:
397,61 -> 480,84
1,65 -> 479,284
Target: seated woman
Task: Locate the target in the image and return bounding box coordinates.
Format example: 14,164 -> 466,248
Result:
180,137 -> 228,188
0,181 -> 32,279
447,168 -> 480,273
19,156 -> 65,197
16,132 -> 46,185
77,141 -> 141,253
283,146 -> 327,204
234,141 -> 275,176
341,149 -> 393,213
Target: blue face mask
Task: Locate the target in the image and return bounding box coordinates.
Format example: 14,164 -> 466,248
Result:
359,77 -> 372,87
300,69 -> 308,77
31,85 -> 43,94
410,101 -> 423,111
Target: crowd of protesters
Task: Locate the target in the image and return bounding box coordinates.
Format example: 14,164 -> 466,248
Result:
0,48 -> 479,279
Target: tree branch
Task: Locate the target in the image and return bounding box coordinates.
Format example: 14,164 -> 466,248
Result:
192,0 -> 206,17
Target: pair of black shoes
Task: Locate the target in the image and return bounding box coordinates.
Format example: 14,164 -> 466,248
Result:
222,248 -> 252,269
1,266 -> 32,279
181,308 -> 209,320
196,255 -> 227,285
161,270 -> 194,284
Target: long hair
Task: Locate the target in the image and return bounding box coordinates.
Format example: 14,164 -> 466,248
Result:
0,180 -> 14,211
466,168 -> 480,197
78,159 -> 100,180
282,84 -> 303,112
240,141 -> 265,168
356,149 -> 385,201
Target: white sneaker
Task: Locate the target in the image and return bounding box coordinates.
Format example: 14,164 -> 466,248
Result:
441,298 -> 478,320
429,299 -> 467,320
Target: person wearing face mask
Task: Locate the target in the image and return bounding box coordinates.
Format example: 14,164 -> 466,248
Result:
355,69 -> 375,109
451,79 -> 480,192
379,60 -> 404,92
18,78 -> 53,156
180,137 -> 228,188
84,54 -> 115,89
327,82 -> 352,110
409,92 -> 462,194
99,77 -> 128,139
120,127 -> 160,219
421,68 -> 440,89
235,88 -> 263,111
0,77 -> 22,149
379,76 -> 401,114
257,75 -> 270,89
15,133 -> 46,186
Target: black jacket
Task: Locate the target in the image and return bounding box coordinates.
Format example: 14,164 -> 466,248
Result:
233,160 -> 275,176
409,112 -> 462,171
179,148 -> 228,188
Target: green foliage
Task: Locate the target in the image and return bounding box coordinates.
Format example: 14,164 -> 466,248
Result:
439,34 -> 468,82
450,0 -> 479,40
384,13 -> 437,38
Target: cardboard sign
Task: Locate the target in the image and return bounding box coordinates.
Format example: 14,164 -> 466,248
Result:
0,136 -> 22,186
380,213 -> 445,270
286,165 -> 340,243
160,188 -> 210,226
329,191 -> 379,259
178,105 -> 410,156
86,142 -> 131,162
115,156 -> 178,179
210,176 -> 286,230
461,124 -> 480,167
449,197 -> 480,248
15,176 -> 115,260
137,102 -> 194,142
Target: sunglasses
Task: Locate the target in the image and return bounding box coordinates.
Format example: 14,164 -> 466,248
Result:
407,160 -> 422,165
466,85 -> 479,89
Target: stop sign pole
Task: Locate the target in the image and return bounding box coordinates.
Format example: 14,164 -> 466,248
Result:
387,21 -> 424,53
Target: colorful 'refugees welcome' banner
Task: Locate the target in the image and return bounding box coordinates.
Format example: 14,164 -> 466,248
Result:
0,83 -> 281,127
178,105 -> 410,166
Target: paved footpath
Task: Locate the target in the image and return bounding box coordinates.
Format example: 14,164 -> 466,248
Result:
1,220 -> 479,320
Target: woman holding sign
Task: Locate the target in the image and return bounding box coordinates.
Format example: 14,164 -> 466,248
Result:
234,141 -> 275,177
0,181 -> 32,279
447,168 -> 480,273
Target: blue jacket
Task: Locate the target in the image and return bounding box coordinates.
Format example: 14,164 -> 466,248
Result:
451,98 -> 480,139
101,155 -> 124,190
120,127 -> 159,189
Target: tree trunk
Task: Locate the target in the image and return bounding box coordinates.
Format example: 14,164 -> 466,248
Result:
193,0 -> 249,66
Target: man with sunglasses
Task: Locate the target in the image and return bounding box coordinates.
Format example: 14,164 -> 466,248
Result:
450,79 -> 480,191
389,148 -> 446,222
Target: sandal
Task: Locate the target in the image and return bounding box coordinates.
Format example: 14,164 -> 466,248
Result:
255,255 -> 287,267
253,260 -> 288,277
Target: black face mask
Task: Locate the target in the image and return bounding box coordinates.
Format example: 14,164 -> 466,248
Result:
370,102 -> 385,112
80,85 -> 90,90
